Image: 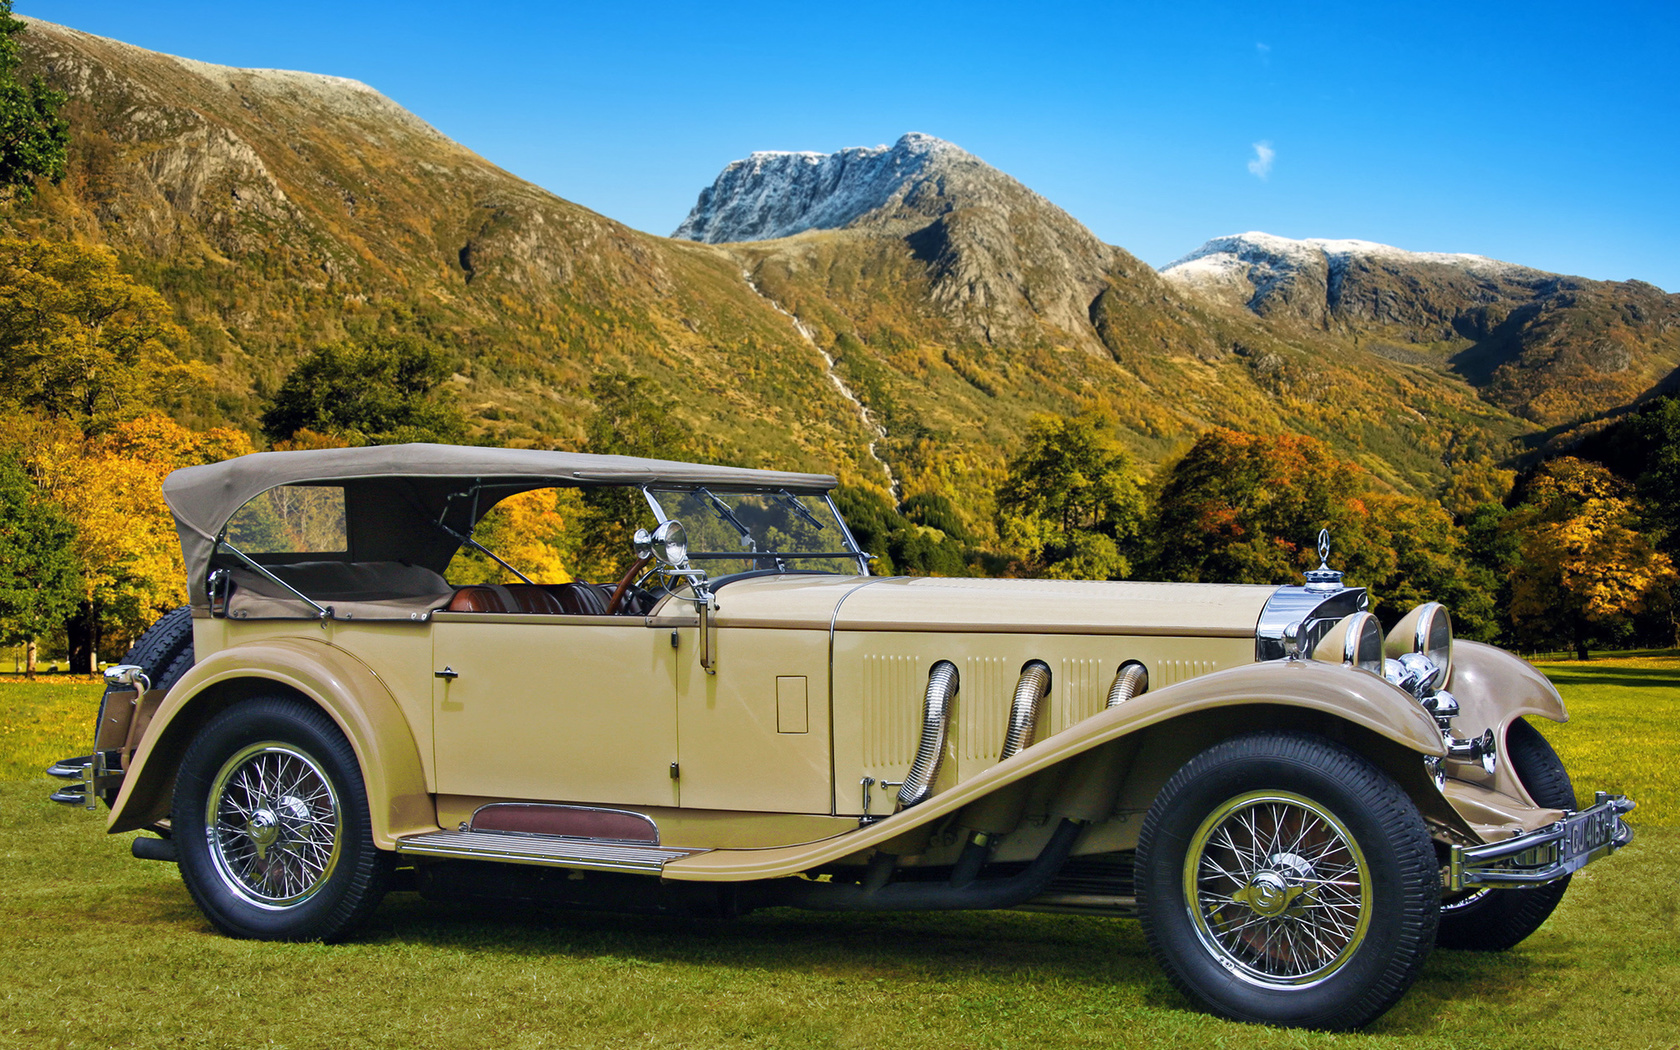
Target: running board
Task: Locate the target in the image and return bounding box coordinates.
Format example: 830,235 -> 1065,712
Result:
394,830 -> 706,874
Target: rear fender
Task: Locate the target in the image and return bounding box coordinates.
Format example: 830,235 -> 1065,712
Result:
107,637 -> 435,847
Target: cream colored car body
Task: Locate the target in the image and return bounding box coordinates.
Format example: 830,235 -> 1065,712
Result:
109,572 -> 1562,877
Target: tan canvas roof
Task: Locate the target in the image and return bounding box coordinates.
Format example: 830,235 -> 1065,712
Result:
162,443 -> 839,606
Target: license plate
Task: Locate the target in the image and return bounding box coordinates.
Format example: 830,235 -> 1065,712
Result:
1559,803 -> 1618,861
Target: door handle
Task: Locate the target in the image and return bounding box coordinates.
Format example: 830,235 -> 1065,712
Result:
434,666 -> 459,680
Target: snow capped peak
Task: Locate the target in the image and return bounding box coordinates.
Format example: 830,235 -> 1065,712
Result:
1161,231 -> 1526,296
673,133 -> 968,244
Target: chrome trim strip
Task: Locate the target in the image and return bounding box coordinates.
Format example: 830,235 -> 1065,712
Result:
837,621 -> 1257,638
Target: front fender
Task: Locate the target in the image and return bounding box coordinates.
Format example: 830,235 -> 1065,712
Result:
108,636 -> 435,848
664,659 -> 1444,882
1447,640 -> 1569,807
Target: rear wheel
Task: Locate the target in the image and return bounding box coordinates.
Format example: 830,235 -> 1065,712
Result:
1436,718 -> 1576,951
1137,732 -> 1439,1031
173,696 -> 392,941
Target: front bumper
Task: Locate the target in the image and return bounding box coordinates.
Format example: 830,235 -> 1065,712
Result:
1448,791 -> 1636,892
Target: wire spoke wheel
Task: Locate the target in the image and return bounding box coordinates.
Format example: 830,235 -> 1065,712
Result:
206,742 -> 343,909
1184,790 -> 1373,988
1138,732 -> 1438,1030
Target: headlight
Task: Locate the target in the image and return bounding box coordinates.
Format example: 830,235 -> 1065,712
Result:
1312,612 -> 1384,675
1385,602 -> 1452,689
652,519 -> 689,568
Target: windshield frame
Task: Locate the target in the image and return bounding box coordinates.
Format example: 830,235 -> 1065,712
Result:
642,485 -> 871,577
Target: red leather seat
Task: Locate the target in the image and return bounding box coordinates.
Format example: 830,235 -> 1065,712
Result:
447,586 -> 507,613
448,584 -> 567,614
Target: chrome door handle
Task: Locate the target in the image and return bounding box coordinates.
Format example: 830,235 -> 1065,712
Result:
434,666 -> 458,680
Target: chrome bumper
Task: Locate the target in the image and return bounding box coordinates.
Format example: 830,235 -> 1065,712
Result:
46,749 -> 123,810
1448,792 -> 1636,892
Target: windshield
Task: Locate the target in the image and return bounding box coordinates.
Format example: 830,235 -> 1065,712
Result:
645,488 -> 866,577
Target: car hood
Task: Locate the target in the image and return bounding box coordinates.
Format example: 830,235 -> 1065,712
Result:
701,575 -> 1275,640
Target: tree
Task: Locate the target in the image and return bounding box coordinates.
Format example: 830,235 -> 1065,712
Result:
1,412 -> 253,670
1148,427 -> 1500,631
260,336 -> 468,446
0,3 -> 68,201
574,371 -> 689,578
0,451 -> 79,677
1150,428 -> 1370,585
445,488 -> 580,585
0,238 -> 204,424
1505,458 -> 1676,658
996,412 -> 1145,580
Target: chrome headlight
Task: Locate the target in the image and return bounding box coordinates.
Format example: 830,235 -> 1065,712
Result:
1312,611 -> 1385,676
1385,602 -> 1452,691
652,519 -> 689,569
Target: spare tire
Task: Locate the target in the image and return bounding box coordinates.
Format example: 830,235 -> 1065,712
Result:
85,607 -> 196,801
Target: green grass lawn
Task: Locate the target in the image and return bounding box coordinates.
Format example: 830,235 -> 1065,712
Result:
2,659 -> 1677,1049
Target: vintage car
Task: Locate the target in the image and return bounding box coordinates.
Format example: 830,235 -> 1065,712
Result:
49,444 -> 1634,1030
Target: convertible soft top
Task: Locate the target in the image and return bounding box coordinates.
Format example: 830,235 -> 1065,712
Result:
163,443 -> 839,606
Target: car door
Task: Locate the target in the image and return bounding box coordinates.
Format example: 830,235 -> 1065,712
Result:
431,612 -> 680,807
670,610 -> 834,814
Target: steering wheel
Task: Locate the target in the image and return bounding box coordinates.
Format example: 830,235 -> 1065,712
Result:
605,555 -> 653,615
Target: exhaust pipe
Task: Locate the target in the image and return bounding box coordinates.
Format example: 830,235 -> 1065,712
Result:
1105,661 -> 1148,708
762,818 -> 1086,913
899,661 -> 958,808
1000,661 -> 1050,761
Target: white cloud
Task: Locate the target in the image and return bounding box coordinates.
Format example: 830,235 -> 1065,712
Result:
1247,141 -> 1275,180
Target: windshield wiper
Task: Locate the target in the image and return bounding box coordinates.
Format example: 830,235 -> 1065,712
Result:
776,489 -> 826,532
696,487 -> 756,551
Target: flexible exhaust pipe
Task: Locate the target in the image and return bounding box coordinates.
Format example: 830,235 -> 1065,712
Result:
1001,661 -> 1050,761
1105,661 -> 1148,708
899,661 -> 958,808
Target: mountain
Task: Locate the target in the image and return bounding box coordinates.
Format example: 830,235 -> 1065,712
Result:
677,133 -> 1139,353
9,17 -> 1678,529
1162,233 -> 1680,428
8,17 -> 892,487
673,138 -> 1547,497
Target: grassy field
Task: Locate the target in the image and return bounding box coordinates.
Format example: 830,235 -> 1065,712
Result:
1,657 -> 1676,1049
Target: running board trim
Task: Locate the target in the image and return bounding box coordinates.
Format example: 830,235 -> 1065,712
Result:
394,829 -> 706,873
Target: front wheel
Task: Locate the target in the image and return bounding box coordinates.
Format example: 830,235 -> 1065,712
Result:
1136,732 -> 1440,1031
173,697 -> 393,941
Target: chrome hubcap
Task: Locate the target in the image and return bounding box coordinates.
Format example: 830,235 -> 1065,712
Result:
1183,791 -> 1372,987
205,743 -> 342,909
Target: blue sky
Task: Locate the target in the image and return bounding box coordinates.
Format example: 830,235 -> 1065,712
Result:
22,1 -> 1680,290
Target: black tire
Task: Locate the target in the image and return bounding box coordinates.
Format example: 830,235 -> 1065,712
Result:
1136,732 -> 1439,1031
173,696 -> 393,942
1436,718 -> 1576,951
95,606 -> 194,725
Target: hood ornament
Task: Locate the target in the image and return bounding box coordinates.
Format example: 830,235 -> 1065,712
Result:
1303,527 -> 1344,591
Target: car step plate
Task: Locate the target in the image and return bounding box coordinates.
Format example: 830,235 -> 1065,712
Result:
395,829 -> 706,874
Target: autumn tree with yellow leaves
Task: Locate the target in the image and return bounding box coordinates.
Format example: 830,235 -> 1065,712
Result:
0,238 -> 208,426
0,413 -> 252,670
1506,457 -> 1676,659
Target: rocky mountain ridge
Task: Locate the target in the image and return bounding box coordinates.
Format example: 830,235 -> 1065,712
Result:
9,17 -> 1679,525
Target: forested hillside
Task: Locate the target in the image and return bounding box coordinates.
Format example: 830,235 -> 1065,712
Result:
2,14 -> 1675,670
